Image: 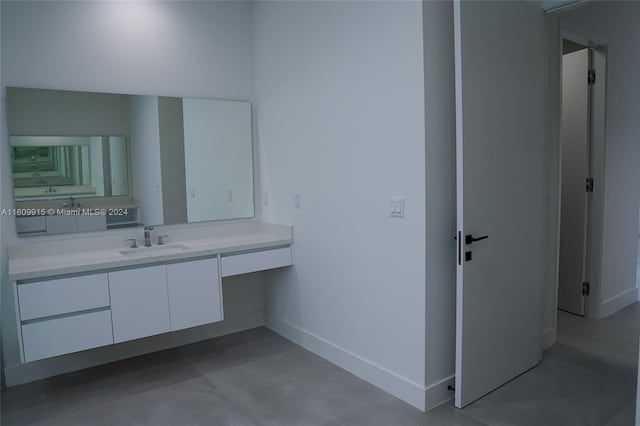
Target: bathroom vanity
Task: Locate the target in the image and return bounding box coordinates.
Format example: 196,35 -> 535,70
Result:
8,222 -> 292,364
3,87 -> 287,384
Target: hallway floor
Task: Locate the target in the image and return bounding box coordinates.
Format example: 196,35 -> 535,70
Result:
2,306 -> 638,426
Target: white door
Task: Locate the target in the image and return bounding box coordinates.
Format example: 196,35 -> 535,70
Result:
558,49 -> 590,315
454,1 -> 545,408
108,265 -> 171,343
166,258 -> 223,331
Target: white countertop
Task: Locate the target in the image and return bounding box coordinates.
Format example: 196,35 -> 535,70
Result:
9,222 -> 292,281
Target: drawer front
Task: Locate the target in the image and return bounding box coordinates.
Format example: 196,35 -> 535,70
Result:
221,247 -> 292,277
46,215 -> 77,235
18,274 -> 110,321
22,310 -> 114,362
16,216 -> 46,235
77,215 -> 107,232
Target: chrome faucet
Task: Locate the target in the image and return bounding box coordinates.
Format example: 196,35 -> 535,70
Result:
62,197 -> 79,208
144,226 -> 154,247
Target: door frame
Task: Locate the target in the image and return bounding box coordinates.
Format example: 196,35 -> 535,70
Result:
548,22 -> 607,326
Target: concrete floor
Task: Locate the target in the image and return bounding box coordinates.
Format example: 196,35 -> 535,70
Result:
2,305 -> 638,426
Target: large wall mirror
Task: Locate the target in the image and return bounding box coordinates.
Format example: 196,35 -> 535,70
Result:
7,87 -> 254,236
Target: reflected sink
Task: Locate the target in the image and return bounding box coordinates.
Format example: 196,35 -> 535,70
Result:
119,244 -> 190,257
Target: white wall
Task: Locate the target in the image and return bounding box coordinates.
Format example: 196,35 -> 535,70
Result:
157,97 -> 187,224
1,0 -> 253,235
89,137 -> 105,196
560,2 -> 640,317
1,0 -> 256,381
1,1 -> 253,100
109,136 -> 129,196
254,1 -> 427,409
129,96 -> 164,226
182,99 -> 254,222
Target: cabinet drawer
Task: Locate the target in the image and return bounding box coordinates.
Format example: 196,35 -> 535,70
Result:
22,310 -> 113,362
18,274 -> 110,321
221,247 -> 292,277
46,215 -> 77,235
16,216 -> 46,235
77,215 -> 107,232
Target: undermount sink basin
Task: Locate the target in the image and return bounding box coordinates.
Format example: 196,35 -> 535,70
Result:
119,244 -> 190,257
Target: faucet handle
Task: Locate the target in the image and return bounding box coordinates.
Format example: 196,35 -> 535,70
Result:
126,238 -> 137,248
144,225 -> 154,231
158,235 -> 168,245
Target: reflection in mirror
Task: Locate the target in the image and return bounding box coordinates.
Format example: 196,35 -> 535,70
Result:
183,98 -> 253,222
129,96 -> 254,226
11,136 -> 128,201
7,87 -> 255,236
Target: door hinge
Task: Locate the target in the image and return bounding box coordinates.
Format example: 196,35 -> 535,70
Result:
582,282 -> 590,296
588,69 -> 596,85
586,177 -> 594,193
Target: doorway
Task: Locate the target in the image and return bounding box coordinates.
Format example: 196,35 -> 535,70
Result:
556,34 -> 606,319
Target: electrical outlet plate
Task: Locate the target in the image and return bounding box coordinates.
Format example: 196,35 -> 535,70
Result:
389,196 -> 404,217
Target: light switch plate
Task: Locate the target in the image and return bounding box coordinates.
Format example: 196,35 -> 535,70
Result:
389,196 -> 404,217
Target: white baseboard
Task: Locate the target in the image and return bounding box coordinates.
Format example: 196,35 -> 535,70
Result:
4,312 -> 264,387
265,314 -> 427,411
597,288 -> 638,319
542,327 -> 556,349
425,374 -> 455,410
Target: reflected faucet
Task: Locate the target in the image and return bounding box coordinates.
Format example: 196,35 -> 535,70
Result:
62,197 -> 79,208
144,226 -> 154,247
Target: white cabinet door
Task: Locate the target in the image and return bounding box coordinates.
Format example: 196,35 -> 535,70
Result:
166,258 -> 222,331
77,215 -> 107,233
16,216 -> 46,235
46,216 -> 77,235
108,265 -> 170,343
